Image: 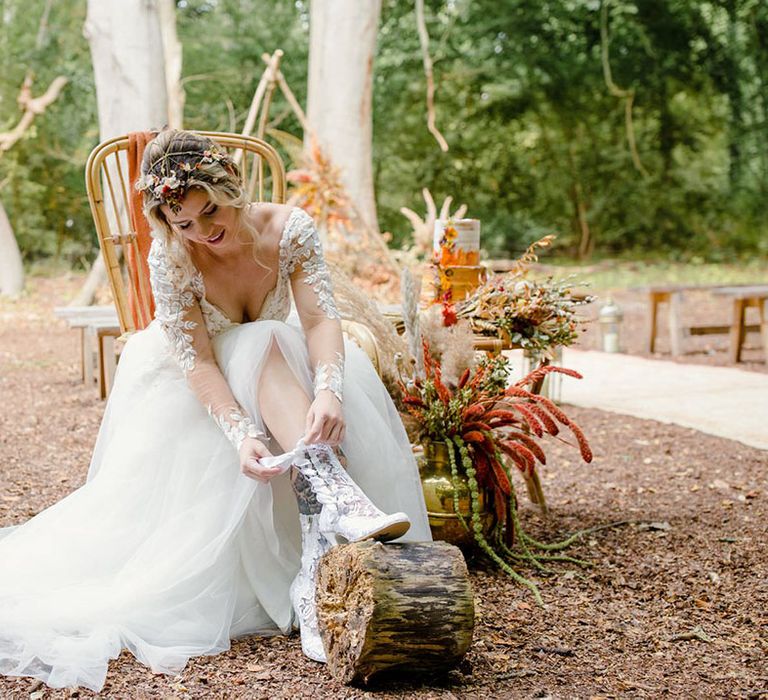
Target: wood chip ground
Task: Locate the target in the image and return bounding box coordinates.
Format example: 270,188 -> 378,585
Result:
1,276 -> 765,699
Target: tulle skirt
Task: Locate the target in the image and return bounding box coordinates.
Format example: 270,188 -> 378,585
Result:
0,318 -> 432,692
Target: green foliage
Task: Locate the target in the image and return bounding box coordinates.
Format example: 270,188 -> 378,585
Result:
0,0 -> 97,266
0,0 -> 766,268
374,0 -> 768,259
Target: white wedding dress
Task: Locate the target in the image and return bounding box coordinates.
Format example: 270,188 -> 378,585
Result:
0,207 -> 432,692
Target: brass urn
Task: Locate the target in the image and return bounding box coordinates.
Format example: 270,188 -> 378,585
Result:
415,441 -> 496,550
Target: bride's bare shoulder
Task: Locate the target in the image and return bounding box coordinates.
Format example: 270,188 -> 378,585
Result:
248,202 -> 296,240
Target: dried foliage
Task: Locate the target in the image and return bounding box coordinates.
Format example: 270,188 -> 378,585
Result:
456,236 -> 594,358
418,305 -> 477,386
286,135 -> 353,235
400,268 -> 424,377
329,268 -> 408,384
399,341 -> 593,602
458,276 -> 593,357
287,137 -> 401,303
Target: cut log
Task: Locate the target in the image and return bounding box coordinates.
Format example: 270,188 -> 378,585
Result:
315,540 -> 474,685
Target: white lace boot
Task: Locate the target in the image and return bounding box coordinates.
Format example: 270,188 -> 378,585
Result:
288,511 -> 331,663
293,442 -> 411,546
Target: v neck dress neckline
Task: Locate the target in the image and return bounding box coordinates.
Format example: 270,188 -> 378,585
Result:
193,207 -> 302,335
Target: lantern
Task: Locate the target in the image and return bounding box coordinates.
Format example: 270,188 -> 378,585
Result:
598,298 -> 623,353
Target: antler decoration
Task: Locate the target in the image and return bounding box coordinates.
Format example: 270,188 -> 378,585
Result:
400,188 -> 467,257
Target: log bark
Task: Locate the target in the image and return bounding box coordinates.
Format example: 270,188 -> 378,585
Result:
315,540 -> 474,685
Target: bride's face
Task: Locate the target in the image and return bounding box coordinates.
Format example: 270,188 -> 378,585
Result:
161,188 -> 240,250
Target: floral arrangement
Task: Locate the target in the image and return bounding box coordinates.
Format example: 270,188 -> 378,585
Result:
456,275 -> 592,356
453,236 -> 593,358
400,341 -> 593,603
398,188 -> 468,263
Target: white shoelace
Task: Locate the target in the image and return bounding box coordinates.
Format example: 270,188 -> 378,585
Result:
247,438 -> 325,474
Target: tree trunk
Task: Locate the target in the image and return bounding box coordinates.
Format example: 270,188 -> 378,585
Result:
84,0 -> 169,139
316,540 -> 475,685
0,200 -> 24,297
70,255 -> 108,307
306,0 -> 381,234
158,0 -> 184,129
80,0 -> 172,304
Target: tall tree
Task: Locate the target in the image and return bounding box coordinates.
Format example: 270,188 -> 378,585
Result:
306,0 -> 382,234
77,0 -> 175,304
84,0 -> 170,139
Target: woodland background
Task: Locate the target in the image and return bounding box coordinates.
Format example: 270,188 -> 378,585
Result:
2,0 -> 768,277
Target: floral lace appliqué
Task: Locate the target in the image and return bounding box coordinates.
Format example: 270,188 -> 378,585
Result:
282,209 -> 341,320
208,405 -> 267,452
148,239 -> 203,373
314,351 -> 344,403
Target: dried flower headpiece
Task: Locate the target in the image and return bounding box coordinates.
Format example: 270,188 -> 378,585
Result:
136,147 -> 232,213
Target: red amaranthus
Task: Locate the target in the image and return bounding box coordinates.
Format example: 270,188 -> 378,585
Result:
399,340 -> 593,602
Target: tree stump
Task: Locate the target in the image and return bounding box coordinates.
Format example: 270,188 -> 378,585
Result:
315,540 -> 474,684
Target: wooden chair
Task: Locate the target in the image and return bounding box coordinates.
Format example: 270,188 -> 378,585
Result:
84,130 -> 380,394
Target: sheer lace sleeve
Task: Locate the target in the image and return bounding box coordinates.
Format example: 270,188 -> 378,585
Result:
148,240 -> 266,451
284,209 -> 345,403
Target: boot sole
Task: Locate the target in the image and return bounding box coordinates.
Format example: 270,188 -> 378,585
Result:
350,517 -> 411,543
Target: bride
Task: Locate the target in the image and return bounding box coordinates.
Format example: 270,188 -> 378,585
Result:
0,129 -> 432,692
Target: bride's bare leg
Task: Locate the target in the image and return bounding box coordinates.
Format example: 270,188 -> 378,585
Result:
256,338 -> 319,514
257,338 -> 311,450
257,334 -> 410,544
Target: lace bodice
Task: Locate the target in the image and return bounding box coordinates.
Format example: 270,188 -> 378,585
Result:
156,207 -> 299,341
148,207 -> 340,343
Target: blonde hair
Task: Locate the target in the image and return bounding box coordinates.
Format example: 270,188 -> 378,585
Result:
139,129 -> 267,274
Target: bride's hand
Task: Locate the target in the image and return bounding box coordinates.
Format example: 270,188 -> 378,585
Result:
304,391 -> 345,446
239,437 -> 279,483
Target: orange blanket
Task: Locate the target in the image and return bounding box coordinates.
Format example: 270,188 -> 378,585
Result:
127,131 -> 157,330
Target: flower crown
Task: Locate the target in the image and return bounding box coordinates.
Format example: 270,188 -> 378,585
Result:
136,147 -> 232,214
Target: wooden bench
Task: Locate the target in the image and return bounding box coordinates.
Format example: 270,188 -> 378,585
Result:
53,306 -> 122,398
711,285 -> 768,363
646,284 -> 765,361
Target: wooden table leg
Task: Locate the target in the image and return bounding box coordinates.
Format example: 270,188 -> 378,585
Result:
759,298 -> 768,364
729,298 -> 747,363
84,326 -> 96,388
79,326 -> 87,382
648,292 -> 660,353
669,291 -> 684,357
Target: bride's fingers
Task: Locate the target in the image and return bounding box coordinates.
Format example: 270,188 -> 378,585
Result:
244,459 -> 282,482
327,422 -> 343,445
307,416 -> 327,444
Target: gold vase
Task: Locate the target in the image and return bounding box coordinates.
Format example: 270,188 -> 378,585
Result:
415,441 -> 496,549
